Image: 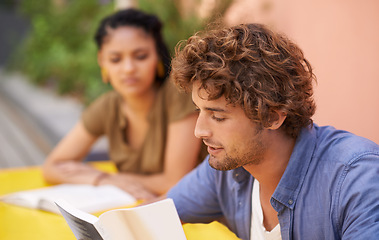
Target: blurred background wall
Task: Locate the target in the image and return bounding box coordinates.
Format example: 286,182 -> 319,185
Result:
225,0 -> 379,143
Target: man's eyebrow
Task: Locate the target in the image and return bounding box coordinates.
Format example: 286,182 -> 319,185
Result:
205,107 -> 228,113
192,101 -> 229,113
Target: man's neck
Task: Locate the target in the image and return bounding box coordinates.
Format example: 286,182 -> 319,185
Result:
243,130 -> 296,197
244,130 -> 296,231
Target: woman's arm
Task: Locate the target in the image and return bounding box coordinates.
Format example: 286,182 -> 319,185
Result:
42,121 -> 100,185
100,113 -> 203,197
42,120 -> 156,200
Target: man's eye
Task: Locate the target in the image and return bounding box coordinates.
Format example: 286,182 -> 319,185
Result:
212,115 -> 225,122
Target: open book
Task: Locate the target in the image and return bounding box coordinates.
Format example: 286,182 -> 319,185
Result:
0,184 -> 136,214
56,198 -> 187,240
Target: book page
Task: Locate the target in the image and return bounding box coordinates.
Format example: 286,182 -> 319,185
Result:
0,184 -> 136,214
55,199 -> 104,240
97,198 -> 187,240
0,191 -> 40,209
93,211 -> 137,240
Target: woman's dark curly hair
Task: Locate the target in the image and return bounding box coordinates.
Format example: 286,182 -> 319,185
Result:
172,23 -> 316,138
94,8 -> 170,85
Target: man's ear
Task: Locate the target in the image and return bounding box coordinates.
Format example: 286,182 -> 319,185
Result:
267,110 -> 287,130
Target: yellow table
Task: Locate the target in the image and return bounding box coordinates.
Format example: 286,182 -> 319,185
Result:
0,162 -> 240,240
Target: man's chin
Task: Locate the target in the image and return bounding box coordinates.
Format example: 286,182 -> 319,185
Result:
208,155 -> 238,171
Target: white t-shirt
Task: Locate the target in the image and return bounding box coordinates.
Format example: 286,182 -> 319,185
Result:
250,179 -> 282,240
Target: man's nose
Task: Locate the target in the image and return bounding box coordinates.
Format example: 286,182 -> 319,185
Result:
194,113 -> 211,139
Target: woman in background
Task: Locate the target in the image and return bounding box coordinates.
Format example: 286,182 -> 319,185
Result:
43,8 -> 206,200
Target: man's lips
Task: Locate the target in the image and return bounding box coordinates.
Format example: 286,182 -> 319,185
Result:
207,146 -> 223,155
203,141 -> 223,155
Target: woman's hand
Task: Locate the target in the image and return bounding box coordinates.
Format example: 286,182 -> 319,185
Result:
50,161 -> 157,200
100,174 -> 157,201
53,161 -> 101,185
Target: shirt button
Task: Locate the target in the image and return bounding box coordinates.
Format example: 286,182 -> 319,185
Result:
288,199 -> 293,205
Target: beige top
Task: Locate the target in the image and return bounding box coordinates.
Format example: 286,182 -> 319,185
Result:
82,80 -> 207,174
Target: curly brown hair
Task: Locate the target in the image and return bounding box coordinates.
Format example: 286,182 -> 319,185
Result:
171,23 -> 316,138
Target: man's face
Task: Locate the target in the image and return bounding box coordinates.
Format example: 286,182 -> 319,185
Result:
192,81 -> 268,171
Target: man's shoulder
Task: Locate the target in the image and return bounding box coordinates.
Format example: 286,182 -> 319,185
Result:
314,124 -> 379,164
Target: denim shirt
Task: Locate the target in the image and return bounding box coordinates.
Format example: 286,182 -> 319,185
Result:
167,124 -> 379,240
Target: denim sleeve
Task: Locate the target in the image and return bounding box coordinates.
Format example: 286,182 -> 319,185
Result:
337,152 -> 379,239
167,156 -> 224,223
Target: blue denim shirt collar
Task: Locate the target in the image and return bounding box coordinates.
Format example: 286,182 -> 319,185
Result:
271,125 -> 317,212
232,166 -> 252,183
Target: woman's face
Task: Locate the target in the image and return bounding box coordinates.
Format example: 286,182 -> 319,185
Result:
98,26 -> 159,97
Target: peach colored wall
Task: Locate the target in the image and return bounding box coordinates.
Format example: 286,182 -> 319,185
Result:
225,0 -> 379,143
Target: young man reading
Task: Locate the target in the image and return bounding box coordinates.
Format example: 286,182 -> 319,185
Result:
167,23 -> 379,240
